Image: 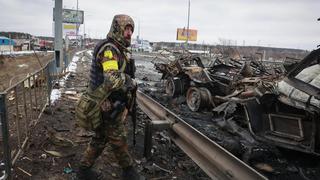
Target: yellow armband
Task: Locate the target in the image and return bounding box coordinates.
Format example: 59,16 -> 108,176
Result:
102,50 -> 118,71
102,60 -> 118,71
104,50 -> 113,59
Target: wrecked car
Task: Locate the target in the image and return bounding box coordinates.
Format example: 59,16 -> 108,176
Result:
245,48 -> 320,154
154,54 -> 216,111
154,54 -> 267,112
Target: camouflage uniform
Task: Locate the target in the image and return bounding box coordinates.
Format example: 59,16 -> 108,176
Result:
80,14 -> 135,170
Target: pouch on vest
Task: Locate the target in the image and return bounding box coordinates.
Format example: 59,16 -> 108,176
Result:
76,42 -> 127,130
75,85 -> 109,130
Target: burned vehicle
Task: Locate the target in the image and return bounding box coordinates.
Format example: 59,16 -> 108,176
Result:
155,50 -> 320,155
154,54 -> 272,112
245,48 -> 320,155
154,54 -> 255,111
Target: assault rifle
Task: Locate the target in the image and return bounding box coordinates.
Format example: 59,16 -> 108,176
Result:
128,58 -> 137,146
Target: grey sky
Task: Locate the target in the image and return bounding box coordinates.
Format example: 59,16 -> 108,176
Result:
0,0 -> 319,50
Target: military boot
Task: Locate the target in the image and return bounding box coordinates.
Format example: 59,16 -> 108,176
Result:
122,166 -> 146,180
77,166 -> 102,180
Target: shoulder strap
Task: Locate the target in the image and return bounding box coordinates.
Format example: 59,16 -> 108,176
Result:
88,42 -> 126,100
96,42 -> 126,73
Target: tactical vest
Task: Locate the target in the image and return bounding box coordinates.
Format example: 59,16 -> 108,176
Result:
89,38 -> 130,91
76,39 -> 131,130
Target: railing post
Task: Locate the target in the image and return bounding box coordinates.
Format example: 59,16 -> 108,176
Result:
46,65 -> 52,109
143,120 -> 171,159
0,93 -> 11,179
143,120 -> 153,159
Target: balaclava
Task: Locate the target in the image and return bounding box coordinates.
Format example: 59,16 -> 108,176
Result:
107,14 -> 135,48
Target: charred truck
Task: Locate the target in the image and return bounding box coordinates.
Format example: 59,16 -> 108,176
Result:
155,49 -> 320,155
245,48 -> 320,155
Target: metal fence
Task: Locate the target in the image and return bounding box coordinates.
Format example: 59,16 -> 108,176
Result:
0,49 -> 76,179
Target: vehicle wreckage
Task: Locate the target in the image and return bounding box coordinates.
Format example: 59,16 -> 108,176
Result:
245,48 -> 320,155
154,53 -> 278,111
154,49 -> 320,155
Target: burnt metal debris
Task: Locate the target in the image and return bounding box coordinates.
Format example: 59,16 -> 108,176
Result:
154,49 -> 320,155
248,48 -> 320,155
154,53 -> 278,111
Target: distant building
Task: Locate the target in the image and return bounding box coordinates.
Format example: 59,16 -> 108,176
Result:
14,38 -> 41,51
131,38 -> 153,52
0,36 -> 15,52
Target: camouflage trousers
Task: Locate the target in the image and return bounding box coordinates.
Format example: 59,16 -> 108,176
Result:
80,108 -> 133,169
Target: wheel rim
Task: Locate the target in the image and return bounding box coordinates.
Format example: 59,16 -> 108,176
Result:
187,87 -> 213,112
187,87 -> 201,111
165,78 -> 174,96
165,78 -> 184,97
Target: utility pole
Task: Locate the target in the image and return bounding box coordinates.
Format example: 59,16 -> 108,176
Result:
317,18 -> 320,47
9,34 -> 11,54
186,0 -> 190,50
83,19 -> 86,47
138,20 -> 140,40
54,0 -> 63,71
76,0 -> 79,47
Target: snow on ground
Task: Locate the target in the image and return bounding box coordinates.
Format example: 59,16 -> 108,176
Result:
17,64 -> 29,68
67,55 -> 79,73
87,50 -> 93,56
0,50 -> 53,56
50,50 -> 85,104
50,89 -> 61,105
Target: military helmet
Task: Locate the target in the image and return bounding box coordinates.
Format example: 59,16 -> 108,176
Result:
107,14 -> 135,48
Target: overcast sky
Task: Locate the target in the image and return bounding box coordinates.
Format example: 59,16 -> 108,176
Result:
0,0 -> 319,50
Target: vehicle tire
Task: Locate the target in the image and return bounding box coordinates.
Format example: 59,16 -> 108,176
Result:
186,87 -> 213,111
165,77 -> 185,97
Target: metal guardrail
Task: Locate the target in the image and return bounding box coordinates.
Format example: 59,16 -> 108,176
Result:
137,90 -> 268,180
0,49 -> 77,179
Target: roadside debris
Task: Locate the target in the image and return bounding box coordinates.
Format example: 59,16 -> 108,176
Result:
17,167 -> 32,177
43,149 -> 75,158
254,163 -> 274,173
47,130 -> 75,147
63,167 -> 73,174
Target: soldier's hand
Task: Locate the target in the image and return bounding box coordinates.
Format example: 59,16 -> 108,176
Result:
101,99 -> 112,112
124,74 -> 137,91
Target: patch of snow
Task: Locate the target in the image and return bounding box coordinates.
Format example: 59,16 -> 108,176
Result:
66,51 -> 83,73
1,50 -> 43,56
58,78 -> 67,87
87,50 -> 93,56
51,50 -> 88,103
50,89 -> 61,105
17,64 -> 29,68
67,61 -> 78,73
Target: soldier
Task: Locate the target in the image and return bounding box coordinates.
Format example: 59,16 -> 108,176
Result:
77,14 -> 144,180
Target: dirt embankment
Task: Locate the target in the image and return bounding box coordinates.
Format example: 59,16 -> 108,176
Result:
0,52 -> 54,91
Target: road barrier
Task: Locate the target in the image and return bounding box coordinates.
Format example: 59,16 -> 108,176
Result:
137,90 -> 268,180
0,49 -> 76,179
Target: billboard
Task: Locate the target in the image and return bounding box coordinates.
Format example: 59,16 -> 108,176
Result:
63,23 -> 77,36
53,8 -> 84,24
176,28 -> 197,41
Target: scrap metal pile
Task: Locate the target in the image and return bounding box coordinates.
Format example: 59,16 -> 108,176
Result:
154,49 -> 320,155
